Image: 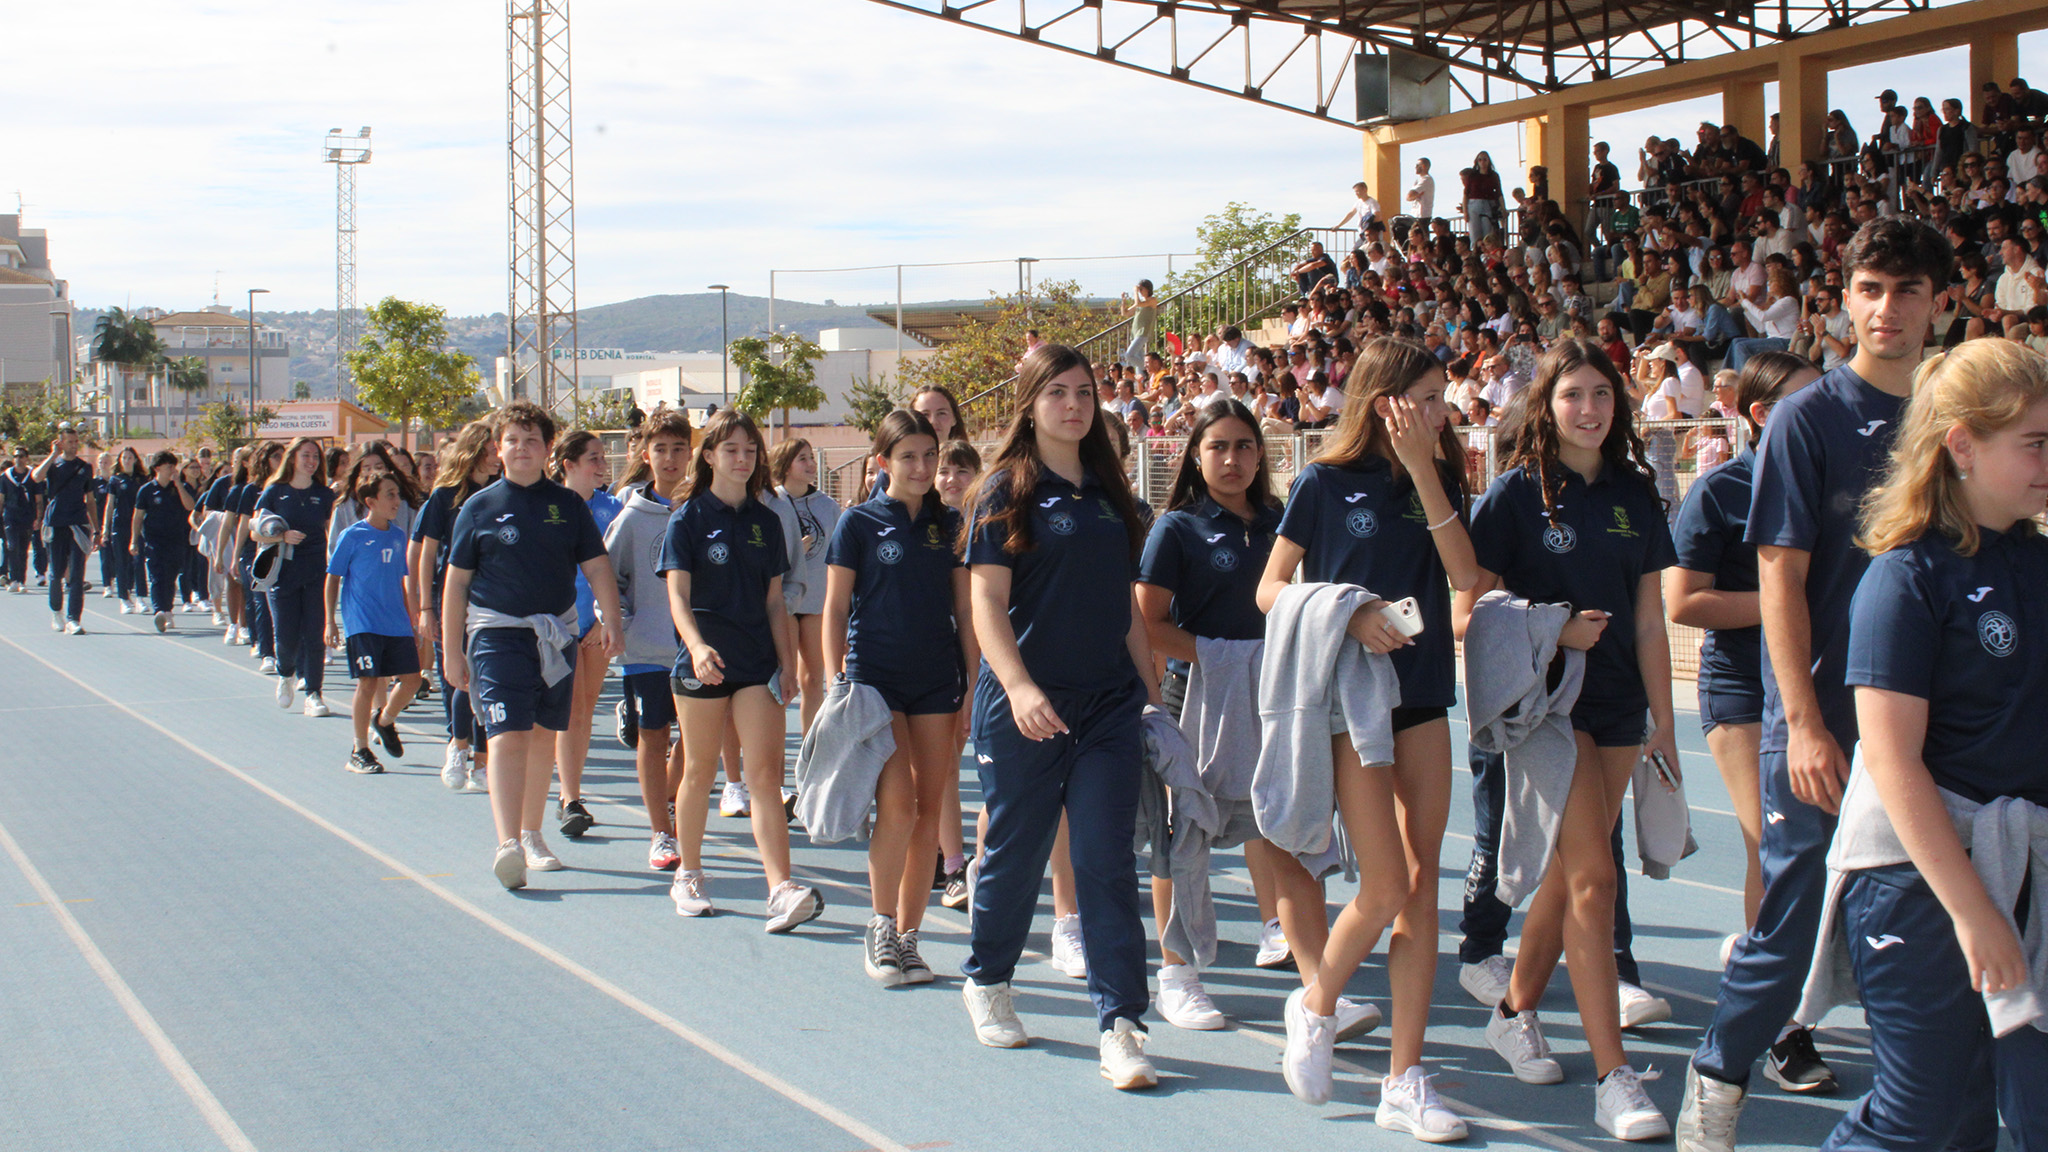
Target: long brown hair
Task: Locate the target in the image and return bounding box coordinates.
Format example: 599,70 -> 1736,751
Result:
1500,338 -> 1661,521
1164,400 -> 1277,513
245,442 -> 285,489
1859,340 -> 2048,557
683,409 -> 770,503
963,342 -> 1145,560
1313,336 -> 1469,505
265,437 -> 326,489
340,441 -> 421,507
434,420 -> 496,510
872,409 -> 945,520
912,384 -> 966,439
616,408 -> 693,492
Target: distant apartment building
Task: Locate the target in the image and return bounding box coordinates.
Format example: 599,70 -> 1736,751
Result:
82,306 -> 291,439
0,214 -> 73,398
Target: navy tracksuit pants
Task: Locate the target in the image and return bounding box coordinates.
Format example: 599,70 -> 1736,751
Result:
964,673 -> 1148,1032
1458,745 -> 1642,986
1693,748 -> 1834,1084
1820,863 -> 2045,1151
141,536 -> 185,614
3,518 -> 29,585
45,527 -> 87,621
239,554 -> 274,659
436,640 -> 476,744
267,582 -> 325,694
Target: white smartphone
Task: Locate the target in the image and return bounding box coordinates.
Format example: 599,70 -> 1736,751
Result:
1380,596 -> 1424,638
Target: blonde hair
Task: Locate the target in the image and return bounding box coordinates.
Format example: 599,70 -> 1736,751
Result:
1859,340 -> 2048,557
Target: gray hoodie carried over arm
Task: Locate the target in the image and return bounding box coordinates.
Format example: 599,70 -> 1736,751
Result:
1464,590 -> 1585,908
794,679 -> 897,844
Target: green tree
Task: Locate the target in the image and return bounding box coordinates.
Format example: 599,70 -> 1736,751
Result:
568,389 -> 638,430
165,356 -> 209,438
186,399 -> 275,454
1164,201 -> 1305,292
344,297 -> 482,450
896,279 -> 1113,433
843,372 -> 903,436
727,332 -> 826,437
0,385 -> 82,452
292,381 -> 312,400
90,307 -> 168,434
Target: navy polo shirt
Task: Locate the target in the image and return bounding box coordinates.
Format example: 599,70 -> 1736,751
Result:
967,467 -> 1139,695
412,484 -> 474,606
234,482 -> 266,562
1,467 -> 37,522
1847,528 -> 2048,805
1671,449 -> 1760,697
449,476 -> 606,619
134,480 -> 190,542
1137,497 -> 1279,643
1471,462 -> 1676,715
1746,365 -> 1905,754
827,495 -> 964,687
255,483 -> 336,589
202,475 -> 234,513
42,457 -> 92,528
658,490 -> 790,684
105,473 -> 142,534
1276,457 -> 1465,708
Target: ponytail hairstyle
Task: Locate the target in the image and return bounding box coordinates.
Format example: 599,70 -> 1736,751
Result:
546,429 -> 603,484
1859,340 -> 2048,557
616,407 -> 694,493
1499,337 -> 1662,522
1732,351 -> 1816,442
683,409 -> 770,503
434,420 -> 497,510
871,409 -> 945,520
1164,399 -> 1277,513
962,342 -> 1145,561
1312,335 -> 1469,506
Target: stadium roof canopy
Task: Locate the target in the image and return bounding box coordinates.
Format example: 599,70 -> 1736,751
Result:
858,0 -> 1984,126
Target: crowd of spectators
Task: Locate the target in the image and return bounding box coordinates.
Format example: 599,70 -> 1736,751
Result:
1102,76 -> 2048,462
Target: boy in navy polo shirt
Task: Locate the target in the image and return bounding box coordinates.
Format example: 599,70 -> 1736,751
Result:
442,402 -> 621,890
1678,217 -> 1954,1148
130,450 -> 195,631
31,423 -> 98,633
326,473 -> 422,775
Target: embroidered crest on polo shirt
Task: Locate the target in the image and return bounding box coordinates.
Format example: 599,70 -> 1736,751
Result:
749,523 -> 766,547
877,540 -> 904,565
497,524 -> 520,545
1210,548 -> 1239,572
1346,508 -> 1378,538
925,524 -> 944,548
1403,491 -> 1427,524
1978,610 -> 2017,658
1543,521 -> 1578,553
1608,505 -> 1639,538
707,542 -> 730,564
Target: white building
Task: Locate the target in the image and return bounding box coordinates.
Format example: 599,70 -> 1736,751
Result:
81,307 -> 291,439
0,215 -> 72,396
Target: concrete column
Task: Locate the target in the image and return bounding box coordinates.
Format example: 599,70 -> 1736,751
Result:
1724,79 -> 1768,145
1777,46 -> 1830,174
1362,129 -> 1402,221
1544,101 -> 1591,228
1970,34 -> 2019,111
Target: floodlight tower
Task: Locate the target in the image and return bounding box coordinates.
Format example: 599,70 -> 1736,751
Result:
507,0 -> 578,412
324,127 -> 372,402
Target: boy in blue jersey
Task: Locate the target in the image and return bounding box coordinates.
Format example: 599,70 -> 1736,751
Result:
442,402 -> 623,890
31,423 -> 99,634
1677,217 -> 1954,1150
326,473 -> 422,775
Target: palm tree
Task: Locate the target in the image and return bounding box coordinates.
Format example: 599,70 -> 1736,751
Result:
165,356 -> 208,438
90,308 -> 168,434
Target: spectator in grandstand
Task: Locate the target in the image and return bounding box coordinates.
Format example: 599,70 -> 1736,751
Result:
1463,152 -> 1505,241
2009,75 -> 2048,120
1337,182 -> 1381,236
1991,234 -> 2047,337
1405,157 -> 1435,220
1293,242 -> 1340,295
1729,265 -> 1804,370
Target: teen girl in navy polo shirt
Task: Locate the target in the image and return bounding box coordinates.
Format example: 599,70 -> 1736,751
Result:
206,447 -> 248,641
130,450 -> 195,631
823,409 -> 974,986
957,343 -> 1162,1091
546,430 -> 622,840
324,472 -> 421,775
414,422 -> 500,793
1828,338 -> 2048,1151
1255,338 -> 1478,1140
231,442 -> 284,669
933,437 -> 981,907
1136,399 -> 1292,1032
1455,338 -> 1678,1141
657,409 -> 824,933
101,446 -> 145,612
442,403 -> 621,890
176,457 -> 210,611
252,438 -> 337,718
1666,352 -> 1818,937
35,425 -> 100,634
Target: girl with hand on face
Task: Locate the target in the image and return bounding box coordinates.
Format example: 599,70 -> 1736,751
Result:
1257,339 -> 1478,1142
547,430 -> 624,841
1453,339 -> 1679,1142
823,410 -> 976,987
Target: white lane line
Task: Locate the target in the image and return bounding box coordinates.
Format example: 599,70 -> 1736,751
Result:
0,813 -> 258,1152
0,633 -> 910,1152
0,694 -> 271,714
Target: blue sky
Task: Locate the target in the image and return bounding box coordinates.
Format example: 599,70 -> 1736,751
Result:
5,3 -> 2034,317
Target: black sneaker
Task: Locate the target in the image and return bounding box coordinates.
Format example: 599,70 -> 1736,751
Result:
940,866 -> 969,910
1763,1027 -> 1837,1094
932,850 -> 948,891
615,697 -> 639,750
558,799 -> 595,838
374,719 -> 404,759
783,790 -> 800,822
346,747 -> 384,775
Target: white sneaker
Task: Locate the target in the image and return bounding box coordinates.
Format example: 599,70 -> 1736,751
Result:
441,744 -> 468,790
211,610 -> 225,625
647,832 -> 680,872
492,838 -> 526,889
1595,1065 -> 1670,1141
1675,1063 -> 1745,1152
1376,1065 -> 1470,1143
119,598 -> 133,613
520,830 -> 562,871
962,980 -> 1028,1048
671,869 -> 714,916
1718,932 -> 1742,970
236,627 -> 250,646
719,779 -> 751,817
1485,1005 -> 1564,1084
1282,986 -> 1336,1104
51,611 -> 63,632
1256,917 -> 1293,968
1459,956 -> 1513,1007
66,619 -> 85,635
101,586 -> 114,599
1098,1018 -> 1158,1090
1618,981 -> 1672,1028
1334,996 -> 1383,1042
1049,913 -> 1088,978
275,677 -> 294,710
154,611 -> 169,632
303,693 -> 331,718
1156,964 -> 1226,1030
260,656 -> 278,676
464,763 -> 489,794
765,881 -> 824,933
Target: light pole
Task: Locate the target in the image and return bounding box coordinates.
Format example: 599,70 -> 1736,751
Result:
246,288 -> 270,427
707,284 -> 730,408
